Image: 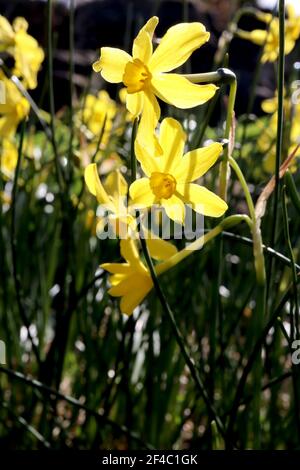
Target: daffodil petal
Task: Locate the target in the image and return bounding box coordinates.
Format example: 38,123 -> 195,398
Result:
261,97 -> 278,114
132,16 -> 159,63
159,118 -> 186,173
104,170 -> 128,198
149,22 -> 209,73
101,263 -> 132,274
136,90 -> 162,156
151,74 -> 217,109
174,142 -> 223,182
108,274 -> 137,296
0,15 -> 14,45
120,238 -> 145,270
162,195 -> 185,224
84,163 -> 112,206
135,139 -> 162,177
120,276 -> 153,315
177,183 -> 228,217
146,236 -> 178,260
129,178 -> 156,208
92,47 -> 131,83
126,91 -> 144,117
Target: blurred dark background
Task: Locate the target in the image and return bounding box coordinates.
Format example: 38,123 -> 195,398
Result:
0,0 -> 298,115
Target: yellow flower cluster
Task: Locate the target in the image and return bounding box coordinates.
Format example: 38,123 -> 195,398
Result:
258,93 -> 300,172
93,16 -> 217,156
0,15 -> 44,178
237,5 -> 300,62
88,17 -> 229,314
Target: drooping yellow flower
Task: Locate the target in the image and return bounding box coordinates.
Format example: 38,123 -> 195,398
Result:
258,95 -> 300,172
0,16 -> 44,89
101,235 -> 177,315
0,138 -> 18,178
236,6 -> 300,63
0,71 -> 30,137
92,16 -> 217,155
80,90 -> 116,144
129,118 -> 228,224
85,163 -> 135,237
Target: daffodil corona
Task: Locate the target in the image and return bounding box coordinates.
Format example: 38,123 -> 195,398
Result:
129,118 -> 228,224
93,17 -> 217,155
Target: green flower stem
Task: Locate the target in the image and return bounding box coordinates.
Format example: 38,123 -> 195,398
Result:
220,79 -> 237,200
270,0 -> 285,252
228,156 -> 266,448
285,170 -> 300,215
183,68 -> 236,85
47,0 -> 64,192
281,186 -> 299,338
214,7 -> 265,67
229,156 -> 265,285
10,121 -> 41,366
0,365 -> 152,449
138,226 -> 227,441
221,231 -> 300,271
184,68 -> 237,201
156,215 -> 251,276
67,0 -> 75,184
130,118 -> 139,184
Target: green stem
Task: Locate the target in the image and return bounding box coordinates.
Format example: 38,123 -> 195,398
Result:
184,68 -> 236,201
183,68 -> 236,85
47,0 -> 64,191
67,0 -> 75,184
228,157 -> 266,448
285,171 -> 300,215
0,365 -> 152,449
229,156 -> 265,285
139,226 -> 227,440
219,79 -> 237,200
281,186 -> 299,338
10,121 -> 41,365
156,215 -> 252,276
270,0 -> 285,250
130,118 -> 139,184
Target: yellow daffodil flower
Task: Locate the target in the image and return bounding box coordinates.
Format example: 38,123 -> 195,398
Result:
92,16 -> 217,155
0,138 -> 18,178
0,16 -> 44,89
258,96 -> 300,172
236,5 -> 300,63
85,163 -> 135,237
129,117 -> 228,224
101,235 -> 177,315
0,71 -> 30,137
80,90 -> 116,144
261,91 -> 289,114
